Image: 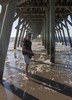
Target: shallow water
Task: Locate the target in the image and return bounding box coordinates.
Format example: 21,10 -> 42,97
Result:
1,39 -> 72,100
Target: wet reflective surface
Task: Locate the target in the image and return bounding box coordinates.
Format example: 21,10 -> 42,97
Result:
0,39 -> 72,100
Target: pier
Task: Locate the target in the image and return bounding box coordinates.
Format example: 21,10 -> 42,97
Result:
0,0 -> 72,99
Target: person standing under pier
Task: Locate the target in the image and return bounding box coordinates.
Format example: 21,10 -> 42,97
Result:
22,33 -> 34,78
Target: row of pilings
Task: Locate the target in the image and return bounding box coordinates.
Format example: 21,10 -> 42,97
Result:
41,14 -> 72,59
14,0 -> 55,63
0,0 -> 72,80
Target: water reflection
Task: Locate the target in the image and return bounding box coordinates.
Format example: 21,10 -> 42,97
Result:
3,40 -> 72,100
29,74 -> 72,97
0,80 -> 39,100
14,51 -> 17,59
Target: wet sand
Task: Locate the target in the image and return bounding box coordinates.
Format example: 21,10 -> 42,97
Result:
0,38 -> 72,100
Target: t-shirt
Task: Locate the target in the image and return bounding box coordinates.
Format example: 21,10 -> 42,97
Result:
22,38 -> 32,55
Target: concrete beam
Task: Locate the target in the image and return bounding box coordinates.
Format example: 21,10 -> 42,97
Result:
23,13 -> 44,16
18,6 -> 47,9
0,0 -> 27,5
0,0 -> 18,79
17,0 -> 27,6
66,7 -> 72,14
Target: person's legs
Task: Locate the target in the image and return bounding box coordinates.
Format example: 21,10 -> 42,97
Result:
24,55 -> 30,77
25,64 -> 29,77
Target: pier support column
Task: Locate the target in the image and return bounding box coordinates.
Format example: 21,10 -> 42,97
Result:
20,23 -> 27,45
41,24 -> 44,45
55,32 -> 59,42
56,32 -> 59,42
44,17 -> 46,48
60,23 -> 67,46
14,17 -> 21,49
58,28 -> 63,45
56,29 -> 60,43
0,0 -> 18,79
64,20 -> 72,47
70,15 -> 72,22
0,5 -> 6,33
49,0 -> 55,63
46,6 -> 50,56
22,28 -> 26,38
20,28 -> 26,44
17,23 -> 24,47
43,17 -> 46,48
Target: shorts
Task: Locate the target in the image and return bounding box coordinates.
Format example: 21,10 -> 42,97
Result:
24,55 -> 31,64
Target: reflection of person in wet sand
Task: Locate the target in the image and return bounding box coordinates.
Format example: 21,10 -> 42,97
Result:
22,33 -> 34,78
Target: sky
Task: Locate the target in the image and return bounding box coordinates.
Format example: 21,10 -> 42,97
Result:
0,5 -> 72,37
